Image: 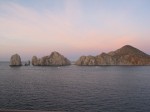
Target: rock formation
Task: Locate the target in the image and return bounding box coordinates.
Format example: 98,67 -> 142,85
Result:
32,56 -> 39,66
32,51 -> 71,66
10,54 -> 22,66
75,45 -> 150,66
25,60 -> 30,66
75,56 -> 96,66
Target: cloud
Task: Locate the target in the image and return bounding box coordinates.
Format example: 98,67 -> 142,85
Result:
0,1 -> 149,61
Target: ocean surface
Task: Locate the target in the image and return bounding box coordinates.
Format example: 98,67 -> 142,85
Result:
0,62 -> 150,112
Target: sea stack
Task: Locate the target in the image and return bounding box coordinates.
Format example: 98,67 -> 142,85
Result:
32,51 -> 71,66
75,45 -> 150,66
32,56 -> 39,66
10,54 -> 22,66
25,60 -> 30,66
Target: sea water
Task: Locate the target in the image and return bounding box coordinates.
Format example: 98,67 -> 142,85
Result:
0,62 -> 150,112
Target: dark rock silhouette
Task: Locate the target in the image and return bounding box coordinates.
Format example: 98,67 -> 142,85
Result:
24,60 -> 30,66
76,45 -> 150,65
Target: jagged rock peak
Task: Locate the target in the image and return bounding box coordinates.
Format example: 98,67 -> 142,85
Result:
50,51 -> 61,57
32,51 -> 71,66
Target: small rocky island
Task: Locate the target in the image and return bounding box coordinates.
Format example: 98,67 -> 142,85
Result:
32,51 -> 71,66
10,54 -> 22,66
75,45 -> 150,66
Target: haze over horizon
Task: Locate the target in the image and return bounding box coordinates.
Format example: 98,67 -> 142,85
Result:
0,0 -> 150,61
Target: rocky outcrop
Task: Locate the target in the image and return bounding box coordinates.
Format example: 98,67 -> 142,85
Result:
32,51 -> 71,66
10,54 -> 22,66
75,56 -> 96,66
25,61 -> 30,66
75,45 -> 150,66
32,56 -> 39,66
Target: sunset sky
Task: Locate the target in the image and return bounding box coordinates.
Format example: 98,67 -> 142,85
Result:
0,0 -> 150,61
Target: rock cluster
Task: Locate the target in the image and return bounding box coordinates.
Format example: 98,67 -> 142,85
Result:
32,51 -> 71,66
9,45 -> 150,66
24,61 -> 30,66
10,54 -> 22,66
75,45 -> 150,66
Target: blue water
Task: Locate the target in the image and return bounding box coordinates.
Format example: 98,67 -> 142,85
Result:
0,62 -> 150,112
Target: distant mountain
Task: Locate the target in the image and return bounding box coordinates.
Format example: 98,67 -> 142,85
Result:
108,45 -> 149,57
75,45 -> 150,65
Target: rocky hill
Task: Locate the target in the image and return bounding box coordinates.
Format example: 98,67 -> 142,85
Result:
75,45 -> 150,65
32,51 -> 71,66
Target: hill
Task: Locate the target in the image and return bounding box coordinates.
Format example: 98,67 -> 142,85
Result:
75,45 -> 150,65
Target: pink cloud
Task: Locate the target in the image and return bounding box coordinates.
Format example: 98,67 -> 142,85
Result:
0,2 -> 149,61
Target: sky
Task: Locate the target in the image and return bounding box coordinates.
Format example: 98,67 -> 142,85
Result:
0,0 -> 150,61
